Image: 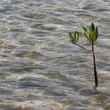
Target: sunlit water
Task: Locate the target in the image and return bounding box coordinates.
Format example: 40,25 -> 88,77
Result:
0,0 -> 110,110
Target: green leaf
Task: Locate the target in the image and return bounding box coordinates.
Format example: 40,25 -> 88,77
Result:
81,26 -> 90,41
69,31 -> 80,43
91,22 -> 95,31
82,26 -> 87,33
89,31 -> 97,41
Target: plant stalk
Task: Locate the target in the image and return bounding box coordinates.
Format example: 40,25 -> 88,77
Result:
91,41 -> 98,88
74,43 -> 90,52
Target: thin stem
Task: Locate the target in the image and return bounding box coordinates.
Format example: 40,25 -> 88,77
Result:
73,43 -> 90,52
91,41 -> 98,88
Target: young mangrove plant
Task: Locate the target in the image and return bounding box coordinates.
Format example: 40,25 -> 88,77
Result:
69,23 -> 98,88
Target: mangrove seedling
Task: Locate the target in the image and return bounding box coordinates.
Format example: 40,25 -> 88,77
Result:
69,23 -> 98,88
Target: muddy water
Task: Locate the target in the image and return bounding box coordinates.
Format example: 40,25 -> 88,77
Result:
0,0 -> 110,110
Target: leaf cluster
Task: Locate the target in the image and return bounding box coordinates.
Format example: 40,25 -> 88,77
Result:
69,23 -> 98,44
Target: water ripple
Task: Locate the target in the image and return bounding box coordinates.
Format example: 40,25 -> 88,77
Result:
0,0 -> 110,109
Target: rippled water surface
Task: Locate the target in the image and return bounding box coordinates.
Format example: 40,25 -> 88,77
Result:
1,0 -> 110,110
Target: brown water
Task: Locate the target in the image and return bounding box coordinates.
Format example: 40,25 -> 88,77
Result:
0,0 -> 110,110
